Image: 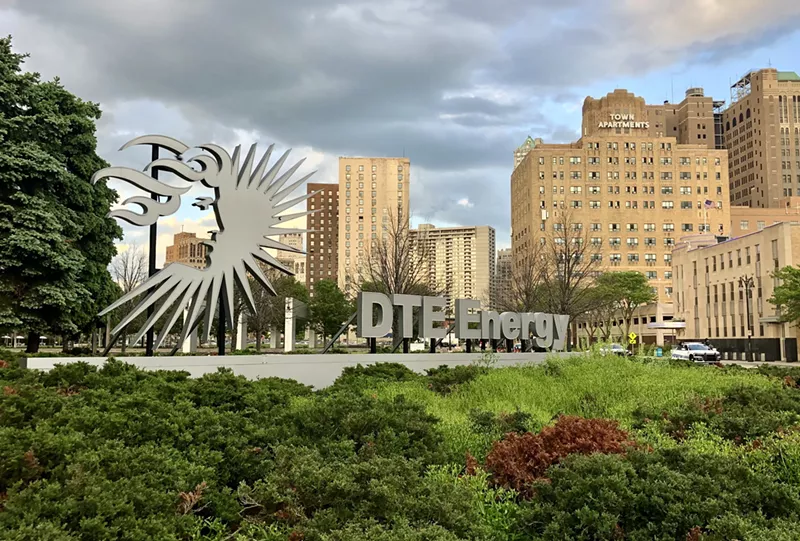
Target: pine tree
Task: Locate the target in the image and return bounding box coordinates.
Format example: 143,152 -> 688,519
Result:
0,36 -> 121,352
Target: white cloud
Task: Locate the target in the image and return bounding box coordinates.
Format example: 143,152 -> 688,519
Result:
456,198 -> 474,208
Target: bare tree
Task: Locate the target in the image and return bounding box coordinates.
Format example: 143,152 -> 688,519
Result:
109,244 -> 147,353
576,286 -> 617,346
534,209 -> 602,349
495,241 -> 547,313
353,211 -> 443,345
111,244 -> 147,294
360,210 -> 432,297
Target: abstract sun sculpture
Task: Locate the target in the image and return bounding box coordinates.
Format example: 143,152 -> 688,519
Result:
93,135 -> 318,351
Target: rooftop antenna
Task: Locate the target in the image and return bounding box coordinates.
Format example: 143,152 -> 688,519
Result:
768,58 -> 772,68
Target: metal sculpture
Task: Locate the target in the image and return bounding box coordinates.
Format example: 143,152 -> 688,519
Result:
93,135 -> 317,351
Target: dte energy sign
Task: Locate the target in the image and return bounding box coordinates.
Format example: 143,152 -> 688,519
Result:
597,113 -> 649,129
356,292 -> 570,351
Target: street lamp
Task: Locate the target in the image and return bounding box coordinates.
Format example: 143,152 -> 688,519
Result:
738,275 -> 755,361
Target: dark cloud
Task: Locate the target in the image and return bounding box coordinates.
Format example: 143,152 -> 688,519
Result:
2,0 -> 799,245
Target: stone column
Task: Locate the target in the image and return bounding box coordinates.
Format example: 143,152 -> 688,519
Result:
284,298 -> 296,353
269,326 -> 279,349
309,329 -> 318,349
236,312 -> 248,351
182,309 -> 198,353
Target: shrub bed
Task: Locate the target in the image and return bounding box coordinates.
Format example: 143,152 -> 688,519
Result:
2,349 -> 800,539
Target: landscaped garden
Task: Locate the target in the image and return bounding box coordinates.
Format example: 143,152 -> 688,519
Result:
4,350 -> 800,540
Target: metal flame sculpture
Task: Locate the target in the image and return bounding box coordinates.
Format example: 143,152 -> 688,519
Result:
93,135 -> 317,350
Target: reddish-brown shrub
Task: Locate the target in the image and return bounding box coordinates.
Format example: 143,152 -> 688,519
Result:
0,360 -> 9,368
784,375 -> 798,388
685,526 -> 703,540
482,415 -> 634,496
177,481 -> 207,515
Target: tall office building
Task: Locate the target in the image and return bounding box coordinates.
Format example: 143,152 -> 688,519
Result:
164,232 -> 208,269
723,68 -> 800,208
306,183 -> 339,289
337,157 -> 411,293
411,224 -> 496,313
511,89 -> 731,301
275,233 -> 306,285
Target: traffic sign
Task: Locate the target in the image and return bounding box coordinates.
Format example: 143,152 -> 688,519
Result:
628,332 -> 637,345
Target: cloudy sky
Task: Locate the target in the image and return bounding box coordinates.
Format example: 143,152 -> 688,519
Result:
3,0 -> 800,264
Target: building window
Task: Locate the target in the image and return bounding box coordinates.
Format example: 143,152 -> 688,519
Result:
740,220 -> 749,230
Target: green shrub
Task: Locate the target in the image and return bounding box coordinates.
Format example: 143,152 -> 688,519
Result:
331,363 -> 420,392
468,408 -> 532,440
634,385 -> 800,443
519,449 -> 800,540
425,365 -> 487,395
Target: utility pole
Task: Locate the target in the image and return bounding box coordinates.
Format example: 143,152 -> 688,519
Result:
145,145 -> 159,357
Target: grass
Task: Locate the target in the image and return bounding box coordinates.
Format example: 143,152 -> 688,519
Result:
374,355 -> 779,460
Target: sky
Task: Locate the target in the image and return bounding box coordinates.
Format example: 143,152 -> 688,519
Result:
3,0 -> 800,266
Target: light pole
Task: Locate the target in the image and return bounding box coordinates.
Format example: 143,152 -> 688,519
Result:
739,275 -> 754,361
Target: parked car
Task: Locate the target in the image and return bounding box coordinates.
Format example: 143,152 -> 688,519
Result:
671,342 -> 721,363
600,343 -> 631,357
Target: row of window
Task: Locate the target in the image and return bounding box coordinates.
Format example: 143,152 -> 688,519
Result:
554,200 -> 721,210
539,171 -> 723,181
346,173 -> 404,181
591,237 -> 680,247
539,156 -> 722,166
560,185 -> 722,195
585,142 -> 677,152
345,164 -> 405,172
545,222 -> 708,232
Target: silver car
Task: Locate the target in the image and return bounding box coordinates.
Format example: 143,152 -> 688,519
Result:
672,342 -> 721,363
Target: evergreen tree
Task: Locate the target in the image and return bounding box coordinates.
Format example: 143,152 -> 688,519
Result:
0,36 -> 121,352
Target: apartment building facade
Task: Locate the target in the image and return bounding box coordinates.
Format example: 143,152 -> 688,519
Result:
275,233 -> 306,285
723,68 -> 800,208
306,182 -> 339,289
337,157 -> 411,294
411,224 -> 496,314
672,223 -> 800,361
511,89 -> 731,301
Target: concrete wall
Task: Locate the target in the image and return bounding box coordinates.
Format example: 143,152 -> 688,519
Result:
22,352 -> 573,389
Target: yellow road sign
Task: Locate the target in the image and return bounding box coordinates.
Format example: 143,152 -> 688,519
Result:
628,332 -> 637,345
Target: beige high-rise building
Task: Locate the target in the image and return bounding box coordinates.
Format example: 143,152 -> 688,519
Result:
511,89 -> 731,301
495,248 -> 513,305
276,233 -> 306,285
338,157 -> 411,293
672,222 -> 800,361
165,232 -> 208,269
514,88 -> 724,171
411,224 -> 496,314
723,68 -> 800,208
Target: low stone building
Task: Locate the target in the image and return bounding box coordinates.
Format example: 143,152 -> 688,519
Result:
672,223 -> 800,361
